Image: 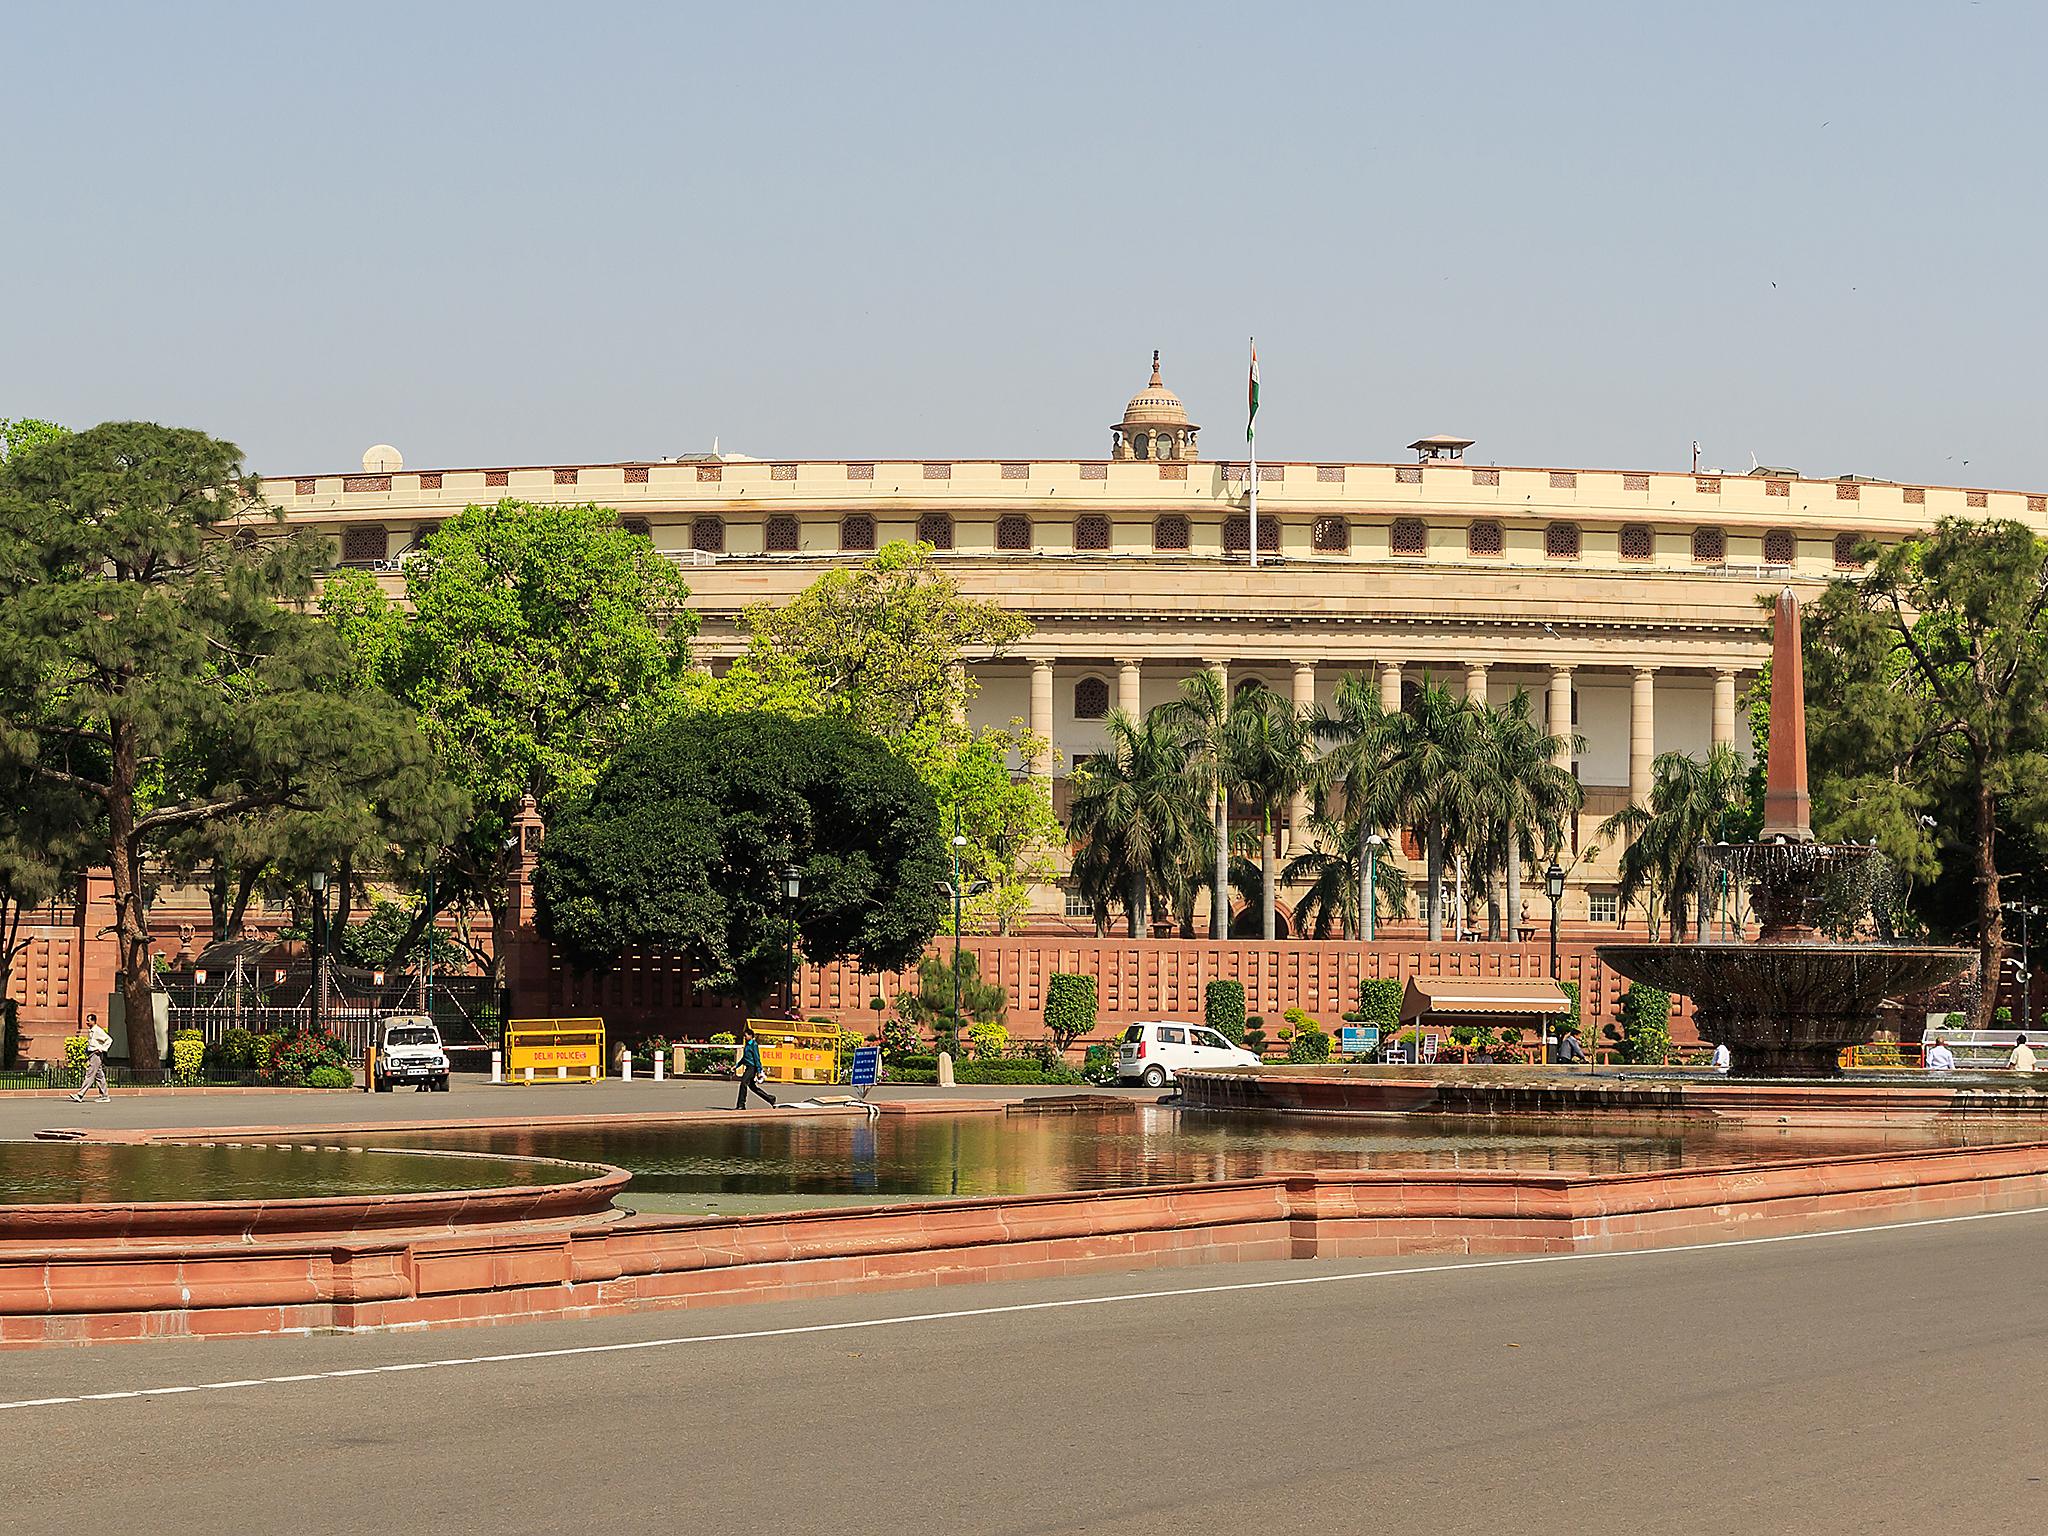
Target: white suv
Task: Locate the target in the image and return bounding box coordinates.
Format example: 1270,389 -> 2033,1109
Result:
1116,1020 -> 1261,1087
372,1014 -> 451,1093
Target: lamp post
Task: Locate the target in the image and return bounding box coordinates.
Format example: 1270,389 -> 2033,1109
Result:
781,864 -> 802,1019
308,870 -> 329,1038
1544,859 -> 1570,1070
936,807 -> 990,1056
1364,832 -> 1385,943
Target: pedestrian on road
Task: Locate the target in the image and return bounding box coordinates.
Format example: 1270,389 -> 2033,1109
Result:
1925,1036 -> 1957,1072
2008,1034 -> 2036,1073
70,1013 -> 112,1103
1711,1042 -> 1731,1074
734,1023 -> 778,1110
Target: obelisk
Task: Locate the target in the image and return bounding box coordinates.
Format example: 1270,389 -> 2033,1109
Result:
1760,587 -> 1812,842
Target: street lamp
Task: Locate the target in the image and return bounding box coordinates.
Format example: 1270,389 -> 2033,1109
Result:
1364,832 -> 1385,943
781,864 -> 802,1019
308,870 -> 329,1037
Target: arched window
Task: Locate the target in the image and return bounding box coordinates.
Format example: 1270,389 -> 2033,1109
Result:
1390,518 -> 1427,556
840,514 -> 876,552
1691,526 -> 1724,564
1074,514 -> 1111,551
764,515 -> 800,553
1223,515 -> 1279,553
1312,517 -> 1349,553
1618,524 -> 1653,561
1763,528 -> 1796,566
691,516 -> 725,554
1545,522 -> 1581,559
1467,520 -> 1503,557
1833,531 -> 1866,569
1154,514 -> 1190,552
340,525 -> 389,566
917,512 -> 954,550
995,514 -> 1032,551
1132,432 -> 1150,461
1073,676 -> 1109,720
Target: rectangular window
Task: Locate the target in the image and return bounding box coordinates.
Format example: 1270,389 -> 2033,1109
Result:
1589,891 -> 1620,924
1064,885 -> 1093,918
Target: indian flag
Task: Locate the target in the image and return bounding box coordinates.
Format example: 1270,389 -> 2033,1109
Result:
1247,341 -> 1260,442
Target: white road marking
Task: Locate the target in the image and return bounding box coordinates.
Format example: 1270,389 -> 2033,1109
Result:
5,1201 -> 2045,1413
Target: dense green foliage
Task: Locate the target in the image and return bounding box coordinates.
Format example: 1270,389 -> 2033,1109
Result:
1803,519 -> 2048,1023
1286,1020 -> 1333,1063
263,1027 -> 350,1086
1612,986 -> 1673,1065
536,711 -> 946,1005
896,949 -> 1008,1048
1205,979 -> 1247,1045
1356,978 -> 1403,1034
0,423 -> 434,1069
1597,746 -> 1747,939
1044,972 -> 1099,1051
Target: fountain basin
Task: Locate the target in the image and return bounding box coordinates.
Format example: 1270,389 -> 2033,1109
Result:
1599,941 -> 1970,1077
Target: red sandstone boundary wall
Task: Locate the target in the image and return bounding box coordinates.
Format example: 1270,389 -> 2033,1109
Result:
522,936 -> 1695,1045
6,1139 -> 2045,1348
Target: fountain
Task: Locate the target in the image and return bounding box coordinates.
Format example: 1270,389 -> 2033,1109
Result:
1598,589 -> 1971,1077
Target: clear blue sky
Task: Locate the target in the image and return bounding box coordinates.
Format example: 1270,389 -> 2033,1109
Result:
5,1 -> 2043,486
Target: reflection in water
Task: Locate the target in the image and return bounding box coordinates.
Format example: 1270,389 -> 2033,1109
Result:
0,1142 -> 590,1205
333,1108 -> 2029,1202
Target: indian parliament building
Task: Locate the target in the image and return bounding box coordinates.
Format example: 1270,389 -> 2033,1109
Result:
269,354 -> 2046,941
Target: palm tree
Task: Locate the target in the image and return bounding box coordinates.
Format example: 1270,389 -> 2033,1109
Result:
1597,745 -> 1748,940
1377,679 -> 1486,942
1282,815 -> 1411,938
1308,673 -> 1399,940
1473,688 -> 1583,941
1159,671 -> 1233,940
1226,682 -> 1313,940
1066,707 -> 1207,938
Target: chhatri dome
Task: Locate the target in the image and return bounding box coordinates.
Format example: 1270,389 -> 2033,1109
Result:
1111,351 -> 1199,462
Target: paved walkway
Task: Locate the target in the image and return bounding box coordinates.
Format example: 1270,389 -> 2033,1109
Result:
0,1076 -> 1156,1140
3,1203 -> 2043,1534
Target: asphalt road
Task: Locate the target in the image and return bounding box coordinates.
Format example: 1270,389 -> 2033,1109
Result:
3,1205 -> 2042,1535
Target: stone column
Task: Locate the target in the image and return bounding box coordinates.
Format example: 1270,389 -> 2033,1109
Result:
1713,668 -> 1738,751
1029,658 -> 1054,782
1464,662 -> 1488,708
1547,666 -> 1573,767
1378,660 -> 1403,715
1289,661 -> 1317,852
1117,660 -> 1143,721
1630,666 -> 1657,807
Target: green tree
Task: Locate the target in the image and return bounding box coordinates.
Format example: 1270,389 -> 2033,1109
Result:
0,423 -> 432,1070
1377,679 -> 1486,942
0,418 -> 67,461
1307,673 -> 1398,940
1803,521 -> 2048,1023
323,499 -> 697,984
1281,814 -> 1410,939
1597,747 -> 1748,939
1043,972 -> 1098,1052
337,897 -> 469,975
1228,682 -> 1313,940
1160,669 -> 1235,939
897,950 -> 1009,1048
1066,707 -> 1208,937
929,727 -> 1061,935
535,711 -> 946,1007
1204,978 -> 1247,1045
1473,688 -> 1582,940
0,758 -> 98,1049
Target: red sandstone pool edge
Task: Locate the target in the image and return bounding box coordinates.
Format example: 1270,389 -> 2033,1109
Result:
5,1138 -> 2047,1349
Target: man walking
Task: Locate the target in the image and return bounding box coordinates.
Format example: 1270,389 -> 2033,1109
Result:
70,1012 -> 112,1103
2008,1034 -> 2037,1073
734,1023 -> 778,1110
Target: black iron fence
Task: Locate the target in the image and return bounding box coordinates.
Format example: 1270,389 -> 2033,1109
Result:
164,970 -> 496,1064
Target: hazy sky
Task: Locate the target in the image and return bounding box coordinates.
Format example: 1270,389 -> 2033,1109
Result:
5,1 -> 2043,486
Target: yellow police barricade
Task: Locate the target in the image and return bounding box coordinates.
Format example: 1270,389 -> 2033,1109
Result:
504,1019 -> 607,1084
747,1019 -> 842,1085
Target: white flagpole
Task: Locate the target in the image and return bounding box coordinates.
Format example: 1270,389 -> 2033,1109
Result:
1248,337 -> 1258,569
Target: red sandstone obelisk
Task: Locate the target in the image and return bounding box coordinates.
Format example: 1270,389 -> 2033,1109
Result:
1761,587 -> 1812,842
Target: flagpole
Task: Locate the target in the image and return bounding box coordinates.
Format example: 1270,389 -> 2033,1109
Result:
1247,337 -> 1259,569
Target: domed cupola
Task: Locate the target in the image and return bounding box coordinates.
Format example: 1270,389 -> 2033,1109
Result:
1112,352 -> 1199,462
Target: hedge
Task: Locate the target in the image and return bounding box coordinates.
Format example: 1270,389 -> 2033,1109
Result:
1206,980 -> 1247,1046
1045,973 -> 1098,1049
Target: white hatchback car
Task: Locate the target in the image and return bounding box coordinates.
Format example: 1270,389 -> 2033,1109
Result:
1116,1020 -> 1261,1086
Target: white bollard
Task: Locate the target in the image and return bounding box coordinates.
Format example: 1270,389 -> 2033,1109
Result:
653,1050 -> 665,1083
490,1049 -> 502,1085
523,1066 -> 534,1083
558,1065 -> 568,1081
621,1050 -> 634,1083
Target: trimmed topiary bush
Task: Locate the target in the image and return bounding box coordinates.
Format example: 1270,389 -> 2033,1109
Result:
1615,986 -> 1673,1065
1357,978 -> 1402,1036
307,1064 -> 355,1089
169,1029 -> 206,1086
965,1020 -> 1009,1060
205,1027 -> 266,1077
64,1034 -> 88,1078
1045,973 -> 1099,1052
1206,980 -> 1247,1046
1287,1023 -> 1333,1063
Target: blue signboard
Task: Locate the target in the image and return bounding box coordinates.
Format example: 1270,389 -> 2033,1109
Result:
1339,1026 -> 1380,1055
850,1046 -> 882,1089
